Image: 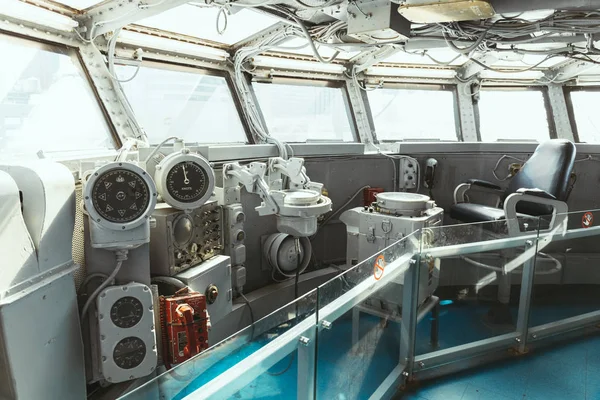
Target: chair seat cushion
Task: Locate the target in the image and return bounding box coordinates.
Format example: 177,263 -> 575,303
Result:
450,203 -> 525,224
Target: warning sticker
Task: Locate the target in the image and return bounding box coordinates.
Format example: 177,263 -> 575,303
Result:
582,212 -> 594,229
373,255 -> 386,281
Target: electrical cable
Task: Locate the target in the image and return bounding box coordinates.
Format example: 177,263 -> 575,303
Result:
144,136 -> 181,163
319,185 -> 371,229
151,276 -> 187,289
80,250 -> 129,320
239,292 -> 256,340
78,273 -> 109,294
216,6 -> 229,35
492,155 -> 526,181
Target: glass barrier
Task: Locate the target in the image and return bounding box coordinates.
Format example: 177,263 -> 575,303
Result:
529,209 -> 600,335
315,231 -> 421,399
120,289 -> 318,400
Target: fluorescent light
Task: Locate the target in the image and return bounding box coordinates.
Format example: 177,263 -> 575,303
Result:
365,66 -> 456,79
480,69 -> 544,80
118,30 -> 229,61
252,56 -> 346,74
0,0 -> 78,32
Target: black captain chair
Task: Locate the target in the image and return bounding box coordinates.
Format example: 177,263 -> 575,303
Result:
449,139 -> 576,325
450,139 -> 576,231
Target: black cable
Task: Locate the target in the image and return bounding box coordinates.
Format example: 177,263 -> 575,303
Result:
239,292 -> 255,340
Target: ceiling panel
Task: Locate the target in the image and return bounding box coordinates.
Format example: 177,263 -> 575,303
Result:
136,5 -> 277,45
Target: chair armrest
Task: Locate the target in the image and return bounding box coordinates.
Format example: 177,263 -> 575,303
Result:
467,179 -> 502,191
504,192 -> 568,235
454,180 -> 503,205
516,188 -> 556,200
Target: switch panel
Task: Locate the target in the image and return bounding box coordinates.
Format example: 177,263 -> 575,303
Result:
150,201 -> 223,276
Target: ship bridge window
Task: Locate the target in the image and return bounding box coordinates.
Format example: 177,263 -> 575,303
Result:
116,63 -> 248,144
252,81 -> 355,143
366,85 -> 458,141
567,88 -> 600,143
0,34 -> 116,157
478,88 -> 552,142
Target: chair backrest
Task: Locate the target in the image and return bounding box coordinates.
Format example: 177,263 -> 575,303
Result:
504,139 -> 576,216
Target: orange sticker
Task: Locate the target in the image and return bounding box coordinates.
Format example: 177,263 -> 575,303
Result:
374,255 -> 386,281
583,212 -> 594,229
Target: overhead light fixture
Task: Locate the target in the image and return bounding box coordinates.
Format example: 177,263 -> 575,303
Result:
1,0 -> 78,32
480,69 -> 544,80
252,56 -> 346,74
118,30 -> 229,61
366,66 -> 457,79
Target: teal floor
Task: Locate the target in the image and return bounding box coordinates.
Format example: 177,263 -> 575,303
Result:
401,334 -> 600,400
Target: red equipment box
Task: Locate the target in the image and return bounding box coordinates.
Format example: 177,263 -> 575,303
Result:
160,289 -> 210,366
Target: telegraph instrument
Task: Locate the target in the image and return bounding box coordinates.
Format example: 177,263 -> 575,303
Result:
155,150 -> 215,211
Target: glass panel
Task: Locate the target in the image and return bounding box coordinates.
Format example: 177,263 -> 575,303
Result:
529,209 -> 600,330
416,217 -> 539,356
253,83 -> 354,142
367,88 -> 458,141
479,90 -> 550,142
137,5 -> 277,45
315,231 -> 421,399
570,91 -> 600,143
121,290 -> 317,399
116,65 -> 247,144
0,35 -> 115,157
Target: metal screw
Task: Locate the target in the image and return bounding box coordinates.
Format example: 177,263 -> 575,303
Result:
299,336 -> 311,346
515,337 -> 521,343
531,334 -> 537,339
418,362 -> 425,368
526,240 -> 533,246
321,320 -> 332,330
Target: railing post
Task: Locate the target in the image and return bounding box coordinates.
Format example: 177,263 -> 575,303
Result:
516,240 -> 537,353
297,326 -> 317,400
400,255 -> 421,378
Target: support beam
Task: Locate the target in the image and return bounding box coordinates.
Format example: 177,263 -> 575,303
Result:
545,56 -> 600,82
456,82 -> 479,142
79,43 -> 146,143
345,77 -> 376,146
546,84 -> 575,141
350,45 -> 402,73
77,0 -> 189,39
457,53 -> 499,81
231,21 -> 290,52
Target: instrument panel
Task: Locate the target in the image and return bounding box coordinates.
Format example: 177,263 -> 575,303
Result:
91,168 -> 150,224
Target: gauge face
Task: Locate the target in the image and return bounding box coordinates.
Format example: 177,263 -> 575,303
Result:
92,168 -> 150,223
110,296 -> 144,329
166,161 -> 209,204
113,337 -> 146,370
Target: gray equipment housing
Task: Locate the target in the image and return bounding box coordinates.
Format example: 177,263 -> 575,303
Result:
175,255 -> 233,325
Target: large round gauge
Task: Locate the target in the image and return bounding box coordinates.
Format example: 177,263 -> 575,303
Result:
155,151 -> 215,211
110,296 -> 144,329
91,168 -> 149,223
113,337 -> 146,370
84,162 -> 157,231
167,161 -> 209,203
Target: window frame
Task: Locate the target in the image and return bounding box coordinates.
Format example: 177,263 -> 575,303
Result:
0,31 -> 121,149
476,85 -> 557,142
364,83 -> 461,143
563,85 -> 600,143
116,58 -> 254,144
250,77 -> 359,143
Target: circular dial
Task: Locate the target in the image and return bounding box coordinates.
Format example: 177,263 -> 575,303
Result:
166,161 -> 209,204
113,337 -> 146,370
92,168 -> 150,223
110,296 -> 144,329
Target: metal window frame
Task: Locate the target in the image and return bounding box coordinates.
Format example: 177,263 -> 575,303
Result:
0,31 -> 120,149
250,77 -> 360,143
366,83 -> 461,143
563,86 -> 600,144
113,58 -> 254,144
478,85 -> 557,142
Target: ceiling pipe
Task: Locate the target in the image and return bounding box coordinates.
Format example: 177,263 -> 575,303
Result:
491,0 -> 600,13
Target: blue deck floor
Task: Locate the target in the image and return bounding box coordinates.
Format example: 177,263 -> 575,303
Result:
172,295 -> 600,400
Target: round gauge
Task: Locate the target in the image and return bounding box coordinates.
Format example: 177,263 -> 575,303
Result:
110,296 -> 144,329
173,214 -> 194,247
113,337 -> 146,370
167,161 -> 209,204
155,152 -> 215,211
91,168 -> 150,223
